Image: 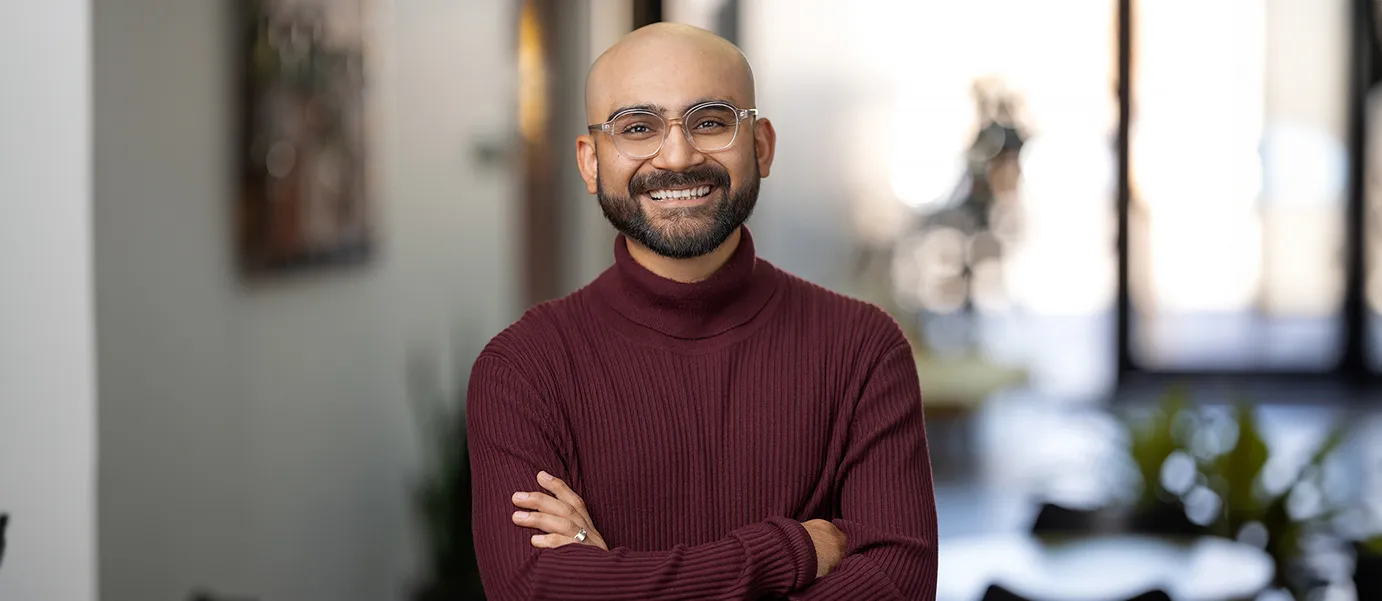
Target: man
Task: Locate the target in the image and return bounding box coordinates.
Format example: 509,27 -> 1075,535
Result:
467,22 -> 937,600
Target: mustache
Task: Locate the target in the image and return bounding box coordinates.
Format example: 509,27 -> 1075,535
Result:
628,165 -> 732,196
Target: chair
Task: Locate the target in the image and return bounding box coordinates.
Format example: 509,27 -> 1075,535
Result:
980,584 -> 1029,601
981,583 -> 1172,601
1029,502 -> 1104,535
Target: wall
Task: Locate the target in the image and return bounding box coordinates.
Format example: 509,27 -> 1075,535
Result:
92,1 -> 516,600
740,0 -> 864,293
561,0 -> 618,295
0,1 -> 97,600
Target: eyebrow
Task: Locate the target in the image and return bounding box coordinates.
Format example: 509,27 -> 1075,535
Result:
604,97 -> 737,122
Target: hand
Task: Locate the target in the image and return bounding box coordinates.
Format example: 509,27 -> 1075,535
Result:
512,471 -> 608,550
802,519 -> 846,578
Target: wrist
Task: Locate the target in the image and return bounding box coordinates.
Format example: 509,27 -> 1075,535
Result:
802,519 -> 846,579
735,517 -> 818,593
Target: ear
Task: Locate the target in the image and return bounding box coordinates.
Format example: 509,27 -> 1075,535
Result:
753,118 -> 777,179
576,134 -> 599,195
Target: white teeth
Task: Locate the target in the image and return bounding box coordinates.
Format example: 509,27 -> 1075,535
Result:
649,186 -> 712,201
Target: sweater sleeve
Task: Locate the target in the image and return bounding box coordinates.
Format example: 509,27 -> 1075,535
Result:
466,352 -> 819,600
787,338 -> 939,600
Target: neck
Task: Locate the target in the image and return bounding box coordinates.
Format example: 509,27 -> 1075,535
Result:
624,228 -> 742,283
590,225 -> 781,342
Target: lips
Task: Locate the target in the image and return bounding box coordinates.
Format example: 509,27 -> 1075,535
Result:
648,185 -> 713,201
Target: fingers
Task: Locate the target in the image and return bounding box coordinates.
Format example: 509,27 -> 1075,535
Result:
511,491 -> 583,522
511,472 -> 609,551
525,522 -> 606,550
537,471 -> 593,524
512,510 -> 582,538
530,532 -> 581,549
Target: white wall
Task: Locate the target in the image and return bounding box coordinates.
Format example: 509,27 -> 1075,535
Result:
740,0 -> 862,292
0,1 -> 97,600
93,1 -> 516,600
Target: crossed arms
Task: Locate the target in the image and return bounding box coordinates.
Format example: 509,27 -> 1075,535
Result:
465,342 -> 938,600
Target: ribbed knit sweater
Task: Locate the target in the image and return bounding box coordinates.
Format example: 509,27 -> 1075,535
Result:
467,227 -> 937,600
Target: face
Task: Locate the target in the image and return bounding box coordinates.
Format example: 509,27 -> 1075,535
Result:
595,132 -> 759,260
578,44 -> 776,259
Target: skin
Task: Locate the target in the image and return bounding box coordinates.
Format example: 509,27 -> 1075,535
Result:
509,23 -> 847,579
577,22 -> 776,283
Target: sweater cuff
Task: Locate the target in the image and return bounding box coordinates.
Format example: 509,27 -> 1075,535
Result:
733,517 -> 818,595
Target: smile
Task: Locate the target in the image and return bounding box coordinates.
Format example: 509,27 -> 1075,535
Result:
647,185 -> 713,201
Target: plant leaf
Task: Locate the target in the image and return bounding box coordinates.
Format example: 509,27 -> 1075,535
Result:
1127,385 -> 1188,507
1213,400 -> 1269,529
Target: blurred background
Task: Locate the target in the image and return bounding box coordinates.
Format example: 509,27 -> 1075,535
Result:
4,0 -> 1382,600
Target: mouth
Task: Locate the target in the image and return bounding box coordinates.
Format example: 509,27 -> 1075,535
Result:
643,184 -> 716,205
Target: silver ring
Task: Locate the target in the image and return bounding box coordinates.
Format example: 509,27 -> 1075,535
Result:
574,528 -> 588,543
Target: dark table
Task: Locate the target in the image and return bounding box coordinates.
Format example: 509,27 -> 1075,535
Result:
938,533 -> 1274,601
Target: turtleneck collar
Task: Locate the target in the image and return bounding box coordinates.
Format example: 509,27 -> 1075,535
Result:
591,227 -> 782,341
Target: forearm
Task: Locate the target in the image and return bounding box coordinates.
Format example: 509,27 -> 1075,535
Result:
786,556 -> 900,600
476,517 -> 818,600
787,338 -> 938,599
786,520 -> 936,600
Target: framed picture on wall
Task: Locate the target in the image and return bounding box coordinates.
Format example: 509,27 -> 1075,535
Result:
236,0 -> 372,275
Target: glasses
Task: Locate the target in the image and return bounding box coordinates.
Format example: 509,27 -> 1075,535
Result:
587,101 -> 758,160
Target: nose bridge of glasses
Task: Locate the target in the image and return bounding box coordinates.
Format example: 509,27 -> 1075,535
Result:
657,117 -> 702,161
665,117 -> 698,144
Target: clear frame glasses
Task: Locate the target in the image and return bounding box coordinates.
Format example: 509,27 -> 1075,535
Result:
587,101 -> 759,159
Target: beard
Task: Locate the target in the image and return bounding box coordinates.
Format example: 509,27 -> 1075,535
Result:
597,161 -> 760,260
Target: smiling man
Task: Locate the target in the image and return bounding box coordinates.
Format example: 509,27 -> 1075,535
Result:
466,22 -> 937,600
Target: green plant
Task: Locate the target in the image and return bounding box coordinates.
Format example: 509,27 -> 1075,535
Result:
1125,386 -> 1189,510
407,338 -> 484,600
1120,387 -> 1351,599
1201,400 -> 1347,596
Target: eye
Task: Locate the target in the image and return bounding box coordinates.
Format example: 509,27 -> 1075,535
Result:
622,123 -> 652,135
694,119 -> 727,130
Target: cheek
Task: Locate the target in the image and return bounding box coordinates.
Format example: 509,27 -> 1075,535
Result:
600,162 -> 640,195
595,144 -> 635,185
723,153 -> 757,187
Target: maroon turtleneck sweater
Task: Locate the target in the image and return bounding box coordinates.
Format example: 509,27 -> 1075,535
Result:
467,228 -> 937,600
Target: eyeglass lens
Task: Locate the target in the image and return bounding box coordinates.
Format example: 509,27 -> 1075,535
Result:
608,104 -> 741,158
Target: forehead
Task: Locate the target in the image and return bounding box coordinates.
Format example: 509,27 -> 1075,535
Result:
592,47 -> 749,119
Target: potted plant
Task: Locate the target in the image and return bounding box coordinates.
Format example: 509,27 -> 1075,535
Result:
1195,402 -> 1347,597
407,340 -> 484,601
1112,387 -> 1353,599
1122,387 -> 1210,536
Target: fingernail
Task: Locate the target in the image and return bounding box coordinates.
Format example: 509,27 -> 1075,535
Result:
514,492 -> 529,500
539,471 -> 554,482
531,535 -> 543,544
514,511 -> 530,520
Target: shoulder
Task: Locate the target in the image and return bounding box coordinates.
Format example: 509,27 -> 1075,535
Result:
470,289 -> 591,393
773,264 -> 910,353
478,299 -> 566,367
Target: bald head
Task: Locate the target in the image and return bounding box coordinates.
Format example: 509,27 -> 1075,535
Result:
585,23 -> 755,124
575,23 -> 774,262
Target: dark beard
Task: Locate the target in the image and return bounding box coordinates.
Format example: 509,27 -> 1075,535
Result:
597,162 -> 759,260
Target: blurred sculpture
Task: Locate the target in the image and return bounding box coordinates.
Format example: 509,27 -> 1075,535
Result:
892,79 -> 1027,355
843,80 -> 1030,469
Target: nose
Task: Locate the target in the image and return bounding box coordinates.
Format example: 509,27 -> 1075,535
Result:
650,121 -> 706,171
